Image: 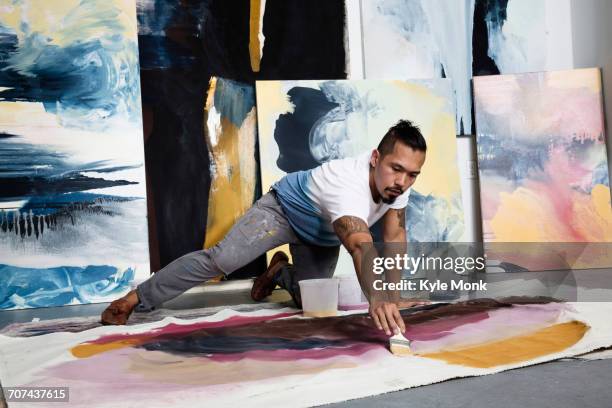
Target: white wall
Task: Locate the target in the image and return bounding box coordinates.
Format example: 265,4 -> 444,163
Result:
570,0 -> 612,190
346,0 -> 364,80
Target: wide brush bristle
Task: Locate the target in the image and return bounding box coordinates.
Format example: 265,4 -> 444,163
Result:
389,333 -> 412,356
390,343 -> 412,356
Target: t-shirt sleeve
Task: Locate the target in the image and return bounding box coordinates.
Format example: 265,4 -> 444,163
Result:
388,188 -> 411,209
325,187 -> 371,224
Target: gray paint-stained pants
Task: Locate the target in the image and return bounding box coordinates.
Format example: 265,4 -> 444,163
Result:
136,191 -> 340,310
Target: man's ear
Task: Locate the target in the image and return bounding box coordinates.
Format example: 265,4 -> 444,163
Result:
370,149 -> 380,168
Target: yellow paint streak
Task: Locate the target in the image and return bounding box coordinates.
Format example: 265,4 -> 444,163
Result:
592,184 -> 612,220
0,3 -> 23,36
422,321 -> 588,368
416,113 -> 459,199
238,111 -> 259,205
204,77 -> 217,111
490,185 -> 612,242
71,338 -> 143,358
547,68 -> 601,93
573,184 -> 612,240
0,0 -> 136,47
490,187 -> 555,241
249,0 -> 262,72
203,98 -> 257,248
0,101 -> 58,127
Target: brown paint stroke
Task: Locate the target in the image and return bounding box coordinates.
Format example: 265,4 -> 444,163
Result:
71,297 -> 562,359
162,297 -> 561,344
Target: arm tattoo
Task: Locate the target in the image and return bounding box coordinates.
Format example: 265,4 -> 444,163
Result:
395,208 -> 406,229
333,216 -> 370,241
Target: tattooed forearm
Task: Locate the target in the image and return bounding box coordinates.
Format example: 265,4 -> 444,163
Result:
382,208 -> 406,242
333,216 -> 370,241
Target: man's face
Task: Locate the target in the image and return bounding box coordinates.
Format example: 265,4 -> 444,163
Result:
370,143 -> 426,204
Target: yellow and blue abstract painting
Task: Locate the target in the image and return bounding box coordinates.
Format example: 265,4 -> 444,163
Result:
256,79 -> 466,244
0,0 -> 149,309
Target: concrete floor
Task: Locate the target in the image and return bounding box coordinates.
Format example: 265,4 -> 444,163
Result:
1,281 -> 611,408
329,359 -> 612,408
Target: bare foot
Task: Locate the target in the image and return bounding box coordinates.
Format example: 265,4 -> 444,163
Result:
100,290 -> 139,325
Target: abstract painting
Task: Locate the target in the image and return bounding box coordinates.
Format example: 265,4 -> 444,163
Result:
472,0 -> 550,76
361,0 -> 474,134
474,69 -> 612,268
137,0 -> 347,272
0,1 -> 149,309
1,298 -> 611,407
256,79 -> 466,243
361,0 -> 571,134
203,77 -> 259,248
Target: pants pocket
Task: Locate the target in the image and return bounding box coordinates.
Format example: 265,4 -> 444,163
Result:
237,209 -> 281,246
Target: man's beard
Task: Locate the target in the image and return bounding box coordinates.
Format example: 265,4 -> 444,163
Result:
382,187 -> 402,204
382,195 -> 397,204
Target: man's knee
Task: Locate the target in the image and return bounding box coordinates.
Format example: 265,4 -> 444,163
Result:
207,243 -> 247,276
170,248 -> 227,278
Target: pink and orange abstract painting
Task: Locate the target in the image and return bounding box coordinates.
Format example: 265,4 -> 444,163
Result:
474,68 -> 612,270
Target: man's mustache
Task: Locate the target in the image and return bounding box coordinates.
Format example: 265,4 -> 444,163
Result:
385,187 -> 403,194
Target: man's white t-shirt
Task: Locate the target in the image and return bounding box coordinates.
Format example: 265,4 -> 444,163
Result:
272,152 -> 410,246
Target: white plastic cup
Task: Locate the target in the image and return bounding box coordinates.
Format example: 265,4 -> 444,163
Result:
299,278 -> 340,317
338,275 -> 366,309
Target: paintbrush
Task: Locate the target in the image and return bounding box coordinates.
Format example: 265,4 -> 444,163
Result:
389,332 -> 412,356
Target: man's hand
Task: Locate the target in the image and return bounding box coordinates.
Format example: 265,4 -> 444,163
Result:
330,215 -> 427,335
369,299 -> 405,335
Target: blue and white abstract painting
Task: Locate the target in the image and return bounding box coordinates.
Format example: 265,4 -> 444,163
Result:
0,0 -> 149,309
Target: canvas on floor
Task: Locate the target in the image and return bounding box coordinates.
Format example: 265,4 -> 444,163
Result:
1,299 -> 611,407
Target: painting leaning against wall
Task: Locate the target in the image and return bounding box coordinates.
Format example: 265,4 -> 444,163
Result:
256,79 -> 466,246
0,0 -> 149,309
474,68 -> 612,270
203,77 -> 259,249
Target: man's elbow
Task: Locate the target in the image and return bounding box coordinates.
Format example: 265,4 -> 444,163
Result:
345,235 -> 374,256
